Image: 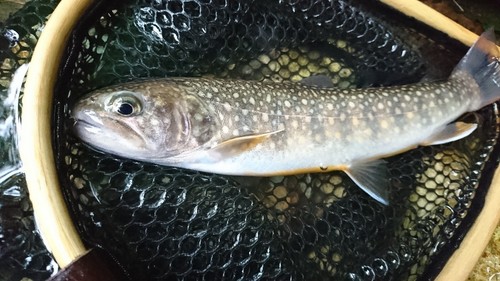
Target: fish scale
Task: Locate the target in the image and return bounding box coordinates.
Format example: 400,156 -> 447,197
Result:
71,31 -> 500,204
180,76 -> 473,149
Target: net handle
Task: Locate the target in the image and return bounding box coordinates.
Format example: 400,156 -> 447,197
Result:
380,0 -> 481,47
20,0 -> 94,268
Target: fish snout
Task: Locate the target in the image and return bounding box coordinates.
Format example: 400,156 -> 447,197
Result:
69,97 -> 104,136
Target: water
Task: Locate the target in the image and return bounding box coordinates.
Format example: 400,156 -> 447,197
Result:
0,64 -> 57,280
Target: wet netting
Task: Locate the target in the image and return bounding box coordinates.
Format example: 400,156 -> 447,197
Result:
1,0 -> 500,280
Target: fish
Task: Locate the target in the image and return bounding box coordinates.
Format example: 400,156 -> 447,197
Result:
71,30 -> 500,205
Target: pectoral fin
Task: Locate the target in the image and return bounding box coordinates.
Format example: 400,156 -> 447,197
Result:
209,129 -> 284,158
345,159 -> 389,205
423,122 -> 477,146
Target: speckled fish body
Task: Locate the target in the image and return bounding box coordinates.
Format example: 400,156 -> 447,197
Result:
71,31 -> 500,204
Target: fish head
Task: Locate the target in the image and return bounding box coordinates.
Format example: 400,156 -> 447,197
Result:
70,81 -> 217,162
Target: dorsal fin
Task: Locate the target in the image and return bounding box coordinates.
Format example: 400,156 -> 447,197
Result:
300,75 -> 335,88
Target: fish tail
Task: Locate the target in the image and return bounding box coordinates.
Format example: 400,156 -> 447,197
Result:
451,29 -> 500,110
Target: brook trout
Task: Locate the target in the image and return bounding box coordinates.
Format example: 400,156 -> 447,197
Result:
71,31 -> 500,204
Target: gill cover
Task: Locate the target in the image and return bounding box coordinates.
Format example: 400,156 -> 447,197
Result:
72,82 -> 219,162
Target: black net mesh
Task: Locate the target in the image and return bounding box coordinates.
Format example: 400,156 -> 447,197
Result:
0,1 -> 59,280
0,0 -> 499,280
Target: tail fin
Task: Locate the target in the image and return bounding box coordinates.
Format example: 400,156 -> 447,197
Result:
451,29 -> 500,110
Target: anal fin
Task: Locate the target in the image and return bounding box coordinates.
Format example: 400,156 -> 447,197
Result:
345,159 -> 389,205
423,122 -> 477,146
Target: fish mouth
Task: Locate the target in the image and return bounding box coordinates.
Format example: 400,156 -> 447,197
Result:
72,118 -> 98,133
71,108 -> 152,157
71,112 -> 106,145
71,108 -> 102,134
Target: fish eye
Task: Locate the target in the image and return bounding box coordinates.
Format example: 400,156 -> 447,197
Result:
117,102 -> 134,116
108,92 -> 143,116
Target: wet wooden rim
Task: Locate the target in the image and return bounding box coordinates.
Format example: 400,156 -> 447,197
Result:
20,0 -> 94,267
380,0 -> 481,47
436,168 -> 500,280
20,0 -> 500,276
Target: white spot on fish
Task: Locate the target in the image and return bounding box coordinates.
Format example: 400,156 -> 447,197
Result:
339,113 -> 346,122
266,94 -> 271,103
193,113 -> 203,121
380,120 -> 389,129
362,128 -> 373,137
262,113 -> 269,122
